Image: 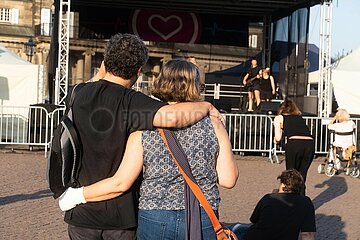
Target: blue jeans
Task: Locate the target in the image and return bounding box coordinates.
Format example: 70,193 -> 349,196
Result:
226,223 -> 252,240
137,209 -> 217,240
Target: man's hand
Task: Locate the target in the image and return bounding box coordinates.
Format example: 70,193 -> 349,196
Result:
58,187 -> 87,211
208,104 -> 225,125
301,232 -> 315,240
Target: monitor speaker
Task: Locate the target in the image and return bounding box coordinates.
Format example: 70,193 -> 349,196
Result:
303,96 -> 318,116
259,101 -> 281,115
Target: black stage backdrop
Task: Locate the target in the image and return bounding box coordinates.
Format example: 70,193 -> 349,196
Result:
73,7 -> 249,47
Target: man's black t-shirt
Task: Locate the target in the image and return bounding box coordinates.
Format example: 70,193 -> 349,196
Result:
245,193 -> 316,240
64,80 -> 166,230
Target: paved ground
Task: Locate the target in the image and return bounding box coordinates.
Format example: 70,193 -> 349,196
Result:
0,149 -> 359,239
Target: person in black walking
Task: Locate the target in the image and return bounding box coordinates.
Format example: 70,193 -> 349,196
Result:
273,99 -> 315,195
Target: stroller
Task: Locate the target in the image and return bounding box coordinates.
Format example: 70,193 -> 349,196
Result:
318,130 -> 360,178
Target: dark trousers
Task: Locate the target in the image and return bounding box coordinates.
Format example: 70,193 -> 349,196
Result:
285,139 -> 315,194
68,224 -> 136,240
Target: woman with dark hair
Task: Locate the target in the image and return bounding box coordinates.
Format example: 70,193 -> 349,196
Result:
273,99 -> 314,194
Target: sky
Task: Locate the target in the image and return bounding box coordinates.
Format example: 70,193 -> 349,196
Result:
309,0 -> 360,57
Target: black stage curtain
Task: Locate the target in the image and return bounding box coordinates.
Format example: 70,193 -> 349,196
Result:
272,7 -> 310,110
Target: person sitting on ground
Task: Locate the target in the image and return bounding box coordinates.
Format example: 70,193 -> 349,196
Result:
233,169 -> 316,240
328,108 -> 356,170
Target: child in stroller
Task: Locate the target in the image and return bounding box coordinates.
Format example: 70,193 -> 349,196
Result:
318,109 -> 359,178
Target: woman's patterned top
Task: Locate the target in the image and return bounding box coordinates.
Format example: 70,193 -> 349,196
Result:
139,116 -> 220,210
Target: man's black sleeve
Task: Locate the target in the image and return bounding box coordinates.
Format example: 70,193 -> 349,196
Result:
301,197 -> 316,232
127,91 -> 166,132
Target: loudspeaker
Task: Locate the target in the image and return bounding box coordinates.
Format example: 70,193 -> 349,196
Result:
303,96 -> 317,116
259,101 -> 281,115
212,99 -> 232,113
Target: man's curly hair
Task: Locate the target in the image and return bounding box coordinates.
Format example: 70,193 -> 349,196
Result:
104,33 -> 148,79
277,169 -> 304,194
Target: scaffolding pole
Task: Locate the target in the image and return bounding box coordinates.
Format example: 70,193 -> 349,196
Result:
317,0 -> 333,117
262,15 -> 272,68
55,0 -> 71,106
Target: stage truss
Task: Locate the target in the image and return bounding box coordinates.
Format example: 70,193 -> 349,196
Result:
317,0 -> 333,117
55,0 -> 71,106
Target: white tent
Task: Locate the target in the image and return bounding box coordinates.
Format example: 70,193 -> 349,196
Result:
332,48 -> 360,115
308,70 -> 319,84
0,45 -> 44,107
307,48 -> 360,115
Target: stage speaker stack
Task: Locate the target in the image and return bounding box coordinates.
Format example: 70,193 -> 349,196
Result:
303,96 -> 318,116
258,100 -> 282,115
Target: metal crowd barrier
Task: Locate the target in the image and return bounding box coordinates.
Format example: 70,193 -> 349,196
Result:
224,113 -> 276,163
2,105 -> 360,162
0,106 -> 65,156
48,107 -> 66,145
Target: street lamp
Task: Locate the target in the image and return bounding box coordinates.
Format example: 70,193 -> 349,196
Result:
24,37 -> 36,62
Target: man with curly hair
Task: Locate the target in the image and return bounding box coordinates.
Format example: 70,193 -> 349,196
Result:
60,33 -> 223,239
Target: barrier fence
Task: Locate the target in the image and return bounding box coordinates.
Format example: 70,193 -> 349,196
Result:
1,106 -> 359,162
0,106 -> 65,156
224,114 -> 275,162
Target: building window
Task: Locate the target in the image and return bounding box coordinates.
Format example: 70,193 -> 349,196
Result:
41,8 -> 52,35
0,8 -> 19,24
0,8 -> 11,22
248,34 -> 258,49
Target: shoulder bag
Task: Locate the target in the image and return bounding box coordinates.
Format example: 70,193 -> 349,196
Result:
158,128 -> 238,240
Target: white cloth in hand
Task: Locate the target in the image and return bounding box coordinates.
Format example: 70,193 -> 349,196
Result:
58,187 -> 87,211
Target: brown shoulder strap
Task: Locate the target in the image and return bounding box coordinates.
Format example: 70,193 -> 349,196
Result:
158,129 -> 230,239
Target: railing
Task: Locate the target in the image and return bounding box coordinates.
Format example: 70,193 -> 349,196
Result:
203,83 -> 247,99
1,105 -> 359,163
134,82 -> 246,101
0,106 -> 65,156
48,108 -> 66,146
35,23 -> 105,40
224,113 -> 275,162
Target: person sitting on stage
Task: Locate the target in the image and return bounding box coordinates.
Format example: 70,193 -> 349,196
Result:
259,68 -> 276,102
242,58 -> 261,112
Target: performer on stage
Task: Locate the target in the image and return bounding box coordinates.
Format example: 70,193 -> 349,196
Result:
242,58 -> 261,112
259,68 -> 276,102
